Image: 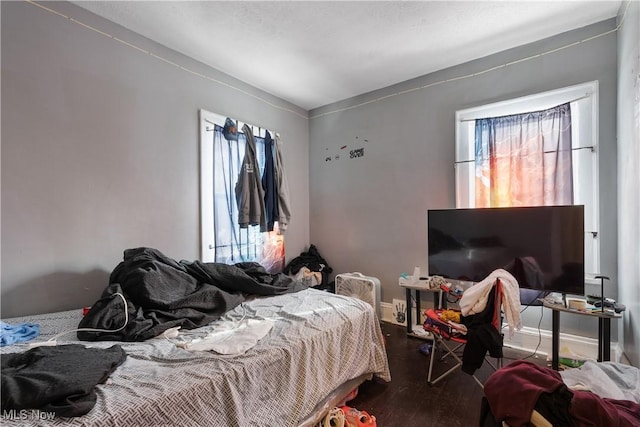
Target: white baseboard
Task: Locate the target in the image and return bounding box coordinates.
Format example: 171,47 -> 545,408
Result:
381,302 -> 394,324
380,301 -> 622,362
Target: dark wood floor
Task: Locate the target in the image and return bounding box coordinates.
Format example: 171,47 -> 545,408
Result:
347,322 -> 548,427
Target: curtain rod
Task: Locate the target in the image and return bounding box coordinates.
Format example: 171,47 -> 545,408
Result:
205,117 -> 277,137
454,145 -> 595,165
458,93 -> 591,123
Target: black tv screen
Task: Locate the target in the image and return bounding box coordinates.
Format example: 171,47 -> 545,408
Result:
428,206 -> 585,300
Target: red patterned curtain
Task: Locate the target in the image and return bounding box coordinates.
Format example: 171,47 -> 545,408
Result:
474,103 -> 573,207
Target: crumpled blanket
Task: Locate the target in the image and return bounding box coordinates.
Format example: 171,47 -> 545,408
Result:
561,360 -> 640,403
78,247 -> 307,341
1,344 -> 126,417
485,360 -> 640,427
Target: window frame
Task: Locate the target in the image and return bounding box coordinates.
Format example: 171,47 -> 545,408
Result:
454,81 -> 600,283
199,109 -> 222,262
199,110 -> 266,259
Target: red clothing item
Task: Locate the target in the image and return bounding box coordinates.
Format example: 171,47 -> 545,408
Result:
570,390 -> 640,427
484,360 -> 565,426
484,360 -> 640,427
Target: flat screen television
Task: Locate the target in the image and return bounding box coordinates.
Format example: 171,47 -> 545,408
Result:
428,205 -> 585,303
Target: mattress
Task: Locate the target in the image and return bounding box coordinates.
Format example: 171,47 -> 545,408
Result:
0,288 -> 390,427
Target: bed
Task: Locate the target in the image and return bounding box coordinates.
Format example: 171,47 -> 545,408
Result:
0,287 -> 390,426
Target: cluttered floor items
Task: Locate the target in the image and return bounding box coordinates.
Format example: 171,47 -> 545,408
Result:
313,387 -> 377,427
314,406 -> 376,427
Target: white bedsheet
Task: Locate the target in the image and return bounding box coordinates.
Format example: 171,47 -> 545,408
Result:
560,360 -> 640,403
1,289 -> 390,427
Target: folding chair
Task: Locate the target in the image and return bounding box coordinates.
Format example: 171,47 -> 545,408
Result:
423,279 -> 504,387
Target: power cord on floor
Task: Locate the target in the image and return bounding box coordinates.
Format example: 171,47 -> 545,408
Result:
520,304 -> 544,361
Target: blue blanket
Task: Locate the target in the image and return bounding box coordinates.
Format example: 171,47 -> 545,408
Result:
0,321 -> 40,346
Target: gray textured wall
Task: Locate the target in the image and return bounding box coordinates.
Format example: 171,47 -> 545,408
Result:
309,19 -> 619,339
1,1 -> 310,317
617,0 -> 640,367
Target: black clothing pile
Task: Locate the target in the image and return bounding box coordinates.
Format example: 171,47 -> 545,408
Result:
78,247 -> 307,341
1,344 -> 126,417
283,244 -> 332,289
460,287 -> 503,375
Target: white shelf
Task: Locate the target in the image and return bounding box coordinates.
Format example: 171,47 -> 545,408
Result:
398,276 -> 440,291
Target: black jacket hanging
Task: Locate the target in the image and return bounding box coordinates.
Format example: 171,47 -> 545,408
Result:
262,130 -> 278,232
460,286 -> 503,374
235,124 -> 266,230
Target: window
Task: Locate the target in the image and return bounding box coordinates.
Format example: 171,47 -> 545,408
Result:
199,110 -> 285,272
455,81 -> 600,281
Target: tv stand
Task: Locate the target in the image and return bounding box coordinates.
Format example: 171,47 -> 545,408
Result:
542,300 -> 622,370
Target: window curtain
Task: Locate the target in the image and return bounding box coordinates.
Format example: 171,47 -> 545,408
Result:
474,103 -> 573,207
211,124 -> 284,272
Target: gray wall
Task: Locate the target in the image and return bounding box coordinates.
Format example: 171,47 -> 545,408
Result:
617,0 -> 640,367
309,19 -> 619,340
1,1 -> 310,317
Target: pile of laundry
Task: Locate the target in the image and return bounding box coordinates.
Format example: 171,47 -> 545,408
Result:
284,244 -> 333,289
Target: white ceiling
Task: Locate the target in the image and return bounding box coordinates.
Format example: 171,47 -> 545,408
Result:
71,1 -> 622,111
